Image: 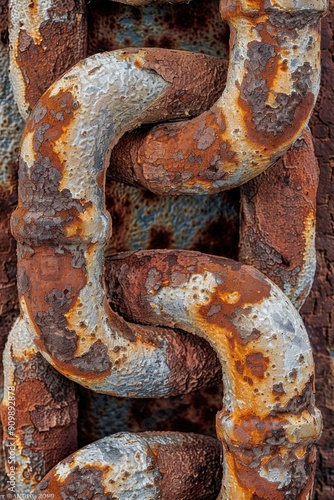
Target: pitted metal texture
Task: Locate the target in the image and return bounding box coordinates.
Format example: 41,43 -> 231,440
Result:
0,0 -> 328,498
110,0 -> 326,195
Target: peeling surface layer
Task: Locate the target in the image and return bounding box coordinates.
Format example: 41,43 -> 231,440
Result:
4,0 -> 327,497
301,3 -> 334,496
0,42 -> 23,344
107,249 -> 322,498
11,49 -> 233,399
239,128 -> 319,310
0,39 -> 24,494
2,317 -> 78,493
110,0 -> 327,194
9,0 -> 87,118
33,432 -> 222,499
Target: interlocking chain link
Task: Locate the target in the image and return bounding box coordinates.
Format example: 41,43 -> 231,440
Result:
0,0 -> 328,498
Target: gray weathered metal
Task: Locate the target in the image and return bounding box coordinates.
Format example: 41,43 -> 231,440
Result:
1,0 -> 327,497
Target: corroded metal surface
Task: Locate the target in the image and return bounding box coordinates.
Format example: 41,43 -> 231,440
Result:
33,432 -> 222,499
4,3 -> 236,490
302,3 -> 334,496
0,39 -> 24,494
0,0 -> 327,497
0,43 -> 23,361
110,0 -> 327,195
2,318 -> 78,492
107,249 -> 322,498
9,0 -> 87,119
10,49 -> 231,398
240,128 -> 319,311
87,0 -> 229,58
6,10 -> 325,495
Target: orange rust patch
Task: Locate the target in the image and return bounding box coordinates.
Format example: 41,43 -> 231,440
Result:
239,128 -> 319,308
134,56 -> 144,69
245,352 -> 269,378
15,1 -> 86,113
19,247 -> 86,317
26,90 -> 78,172
233,459 -> 284,499
135,108 -> 237,193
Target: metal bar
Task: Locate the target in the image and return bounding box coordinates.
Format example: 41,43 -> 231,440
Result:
1,1 -> 88,491
10,49 -> 225,397
239,127 -> 319,310
109,0 -> 327,194
2,317 -> 78,493
32,432 -> 222,499
107,249 -> 322,498
2,0 -> 326,497
0,36 -> 24,497
8,0 -> 87,119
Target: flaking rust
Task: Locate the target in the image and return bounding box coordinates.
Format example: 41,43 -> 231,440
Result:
0,42 -> 23,363
0,36 -> 24,495
10,44 -> 323,497
1,0 -> 327,497
2,317 -> 78,493
240,128 -> 319,311
4,0 -> 236,488
32,433 -> 222,499
107,249 -> 322,498
9,0 -> 87,119
110,0 -> 327,195
11,50 -> 224,398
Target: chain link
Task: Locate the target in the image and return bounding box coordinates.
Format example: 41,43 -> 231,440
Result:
1,0 -> 328,498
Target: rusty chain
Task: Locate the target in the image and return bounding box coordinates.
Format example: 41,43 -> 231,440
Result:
0,0 -> 329,498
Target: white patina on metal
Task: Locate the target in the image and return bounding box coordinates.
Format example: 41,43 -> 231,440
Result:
3,0 -> 327,497
109,0 -> 327,196
32,431 -> 222,498
10,50 -> 224,399
105,249 -> 322,497
52,434 -> 162,498
148,265 -> 316,410
2,302 -> 78,494
284,211 -> 317,308
14,51 -> 173,396
9,0 -> 57,118
9,0 -> 86,119
2,317 -> 42,493
0,41 -> 24,491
